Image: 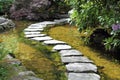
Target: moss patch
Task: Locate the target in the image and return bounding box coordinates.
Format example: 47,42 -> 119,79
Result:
16,43 -> 56,80
0,20 -> 67,80
48,25 -> 120,80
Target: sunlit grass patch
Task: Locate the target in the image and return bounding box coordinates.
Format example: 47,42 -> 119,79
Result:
14,20 -> 67,80
0,20 -> 67,80
48,25 -> 120,80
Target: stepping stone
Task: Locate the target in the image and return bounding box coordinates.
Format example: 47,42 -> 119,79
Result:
43,40 -> 66,45
32,22 -> 46,26
28,25 -> 45,29
61,56 -> 93,63
68,73 -> 100,80
53,44 -> 72,51
59,49 -> 83,57
27,27 -> 43,29
54,18 -> 69,24
24,28 -> 43,32
30,36 -> 52,41
24,32 -> 41,35
66,63 -> 97,73
39,21 -> 56,25
25,76 -> 43,80
30,23 -> 46,28
38,21 -> 57,27
25,34 -> 46,38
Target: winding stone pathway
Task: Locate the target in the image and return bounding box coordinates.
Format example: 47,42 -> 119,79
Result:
23,18 -> 101,80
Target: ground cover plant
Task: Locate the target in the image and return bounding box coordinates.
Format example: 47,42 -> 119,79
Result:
0,0 -> 14,15
15,20 -> 67,80
48,25 -> 120,80
0,34 -> 20,80
66,0 -> 120,60
0,20 -> 67,80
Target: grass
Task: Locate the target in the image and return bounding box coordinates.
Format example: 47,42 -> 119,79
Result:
17,39 -> 67,80
0,62 -> 16,80
0,20 -> 67,80
48,25 -> 120,80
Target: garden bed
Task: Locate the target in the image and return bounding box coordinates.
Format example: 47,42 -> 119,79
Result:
48,25 -> 120,80
0,20 -> 67,80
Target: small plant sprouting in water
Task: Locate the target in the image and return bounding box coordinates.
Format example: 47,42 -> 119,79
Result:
0,35 -> 18,60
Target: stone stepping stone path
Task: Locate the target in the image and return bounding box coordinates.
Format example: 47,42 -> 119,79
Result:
66,63 -> 97,73
43,40 -> 66,45
30,36 -> 53,41
25,34 -> 46,38
23,18 -> 100,80
59,49 -> 83,56
61,56 -> 93,63
53,44 -> 72,51
24,28 -> 44,32
28,24 -> 46,29
68,73 -> 100,80
24,32 -> 41,35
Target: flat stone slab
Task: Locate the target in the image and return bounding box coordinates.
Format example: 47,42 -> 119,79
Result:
68,73 -> 100,80
29,24 -> 46,28
53,45 -> 72,51
25,76 -> 43,80
25,34 -> 46,38
39,21 -> 56,25
66,63 -> 97,73
24,28 -> 43,32
43,40 -> 66,45
27,27 -> 43,29
59,49 -> 83,57
61,56 -> 93,63
24,32 -> 41,35
30,36 -> 52,41
54,18 -> 69,24
28,25 -> 45,29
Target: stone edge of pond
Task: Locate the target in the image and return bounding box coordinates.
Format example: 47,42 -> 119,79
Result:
0,17 -> 15,33
5,54 -> 43,80
23,18 -> 101,80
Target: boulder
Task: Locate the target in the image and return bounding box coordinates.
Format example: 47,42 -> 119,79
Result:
10,0 -> 70,20
0,17 -> 15,32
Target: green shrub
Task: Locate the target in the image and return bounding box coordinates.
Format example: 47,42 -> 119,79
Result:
104,24 -> 120,51
0,62 -> 17,80
0,65 -> 8,80
0,0 -> 14,14
0,35 -> 18,60
66,0 -> 120,31
66,0 -> 120,59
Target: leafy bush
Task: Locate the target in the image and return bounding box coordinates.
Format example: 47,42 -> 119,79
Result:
66,0 -> 120,42
104,24 -> 120,51
66,0 -> 120,31
50,0 -> 70,13
66,0 -> 120,59
0,62 -> 11,80
0,35 -> 18,60
0,61 -> 18,80
0,0 -> 14,14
